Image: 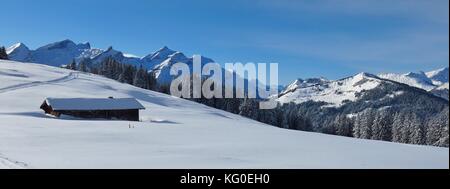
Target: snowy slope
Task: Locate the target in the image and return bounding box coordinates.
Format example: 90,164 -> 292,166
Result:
0,60 -> 448,169
276,73 -> 385,107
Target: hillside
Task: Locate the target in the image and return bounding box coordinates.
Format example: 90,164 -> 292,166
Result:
0,60 -> 448,168
266,72 -> 448,147
276,73 -> 382,107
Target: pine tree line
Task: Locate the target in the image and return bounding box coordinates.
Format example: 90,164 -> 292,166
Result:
182,81 -> 449,147
236,99 -> 448,147
64,57 -> 157,91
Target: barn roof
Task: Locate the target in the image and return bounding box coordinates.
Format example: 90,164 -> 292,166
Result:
45,98 -> 145,111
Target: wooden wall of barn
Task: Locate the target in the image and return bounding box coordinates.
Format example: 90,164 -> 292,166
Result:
56,109 -> 140,121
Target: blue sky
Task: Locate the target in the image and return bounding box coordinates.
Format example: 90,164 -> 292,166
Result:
1,0 -> 448,85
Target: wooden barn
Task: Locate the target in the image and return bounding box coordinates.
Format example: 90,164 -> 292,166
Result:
40,97 -> 145,121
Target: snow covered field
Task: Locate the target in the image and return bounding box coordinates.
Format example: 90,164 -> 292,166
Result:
0,60 -> 448,169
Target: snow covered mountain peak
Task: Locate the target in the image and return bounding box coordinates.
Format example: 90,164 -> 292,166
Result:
138,46 -> 178,69
378,68 -> 448,91
6,43 -> 31,62
79,42 -> 91,49
159,46 -> 172,52
404,71 -> 429,80
344,72 -> 381,88
277,72 -> 383,107
379,72 -> 429,91
354,72 -> 378,80
105,46 -> 114,52
284,78 -> 328,92
90,46 -> 126,64
143,46 -> 176,61
6,42 -> 28,54
37,39 -> 78,51
27,39 -> 95,67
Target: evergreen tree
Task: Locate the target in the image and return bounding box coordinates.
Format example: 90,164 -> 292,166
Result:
0,46 -> 8,60
239,97 -> 259,120
410,117 -> 425,145
78,60 -> 87,72
426,107 -> 449,147
354,109 -> 375,139
133,66 -> 148,89
353,114 -> 362,138
118,64 -> 135,84
399,112 -> 414,144
392,112 -> 405,143
371,110 -> 392,141
335,114 -> 353,137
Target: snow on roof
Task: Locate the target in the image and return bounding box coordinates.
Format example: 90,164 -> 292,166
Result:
45,98 -> 145,111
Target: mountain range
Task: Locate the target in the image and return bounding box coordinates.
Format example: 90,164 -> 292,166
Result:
2,39 -> 449,147
5,39 -> 449,102
276,68 -> 449,107
6,40 -> 214,85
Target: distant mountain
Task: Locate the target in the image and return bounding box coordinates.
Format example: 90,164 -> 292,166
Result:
142,46 -> 177,69
378,68 -> 449,91
376,68 -> 449,100
276,67 -> 449,108
7,40 -> 100,67
426,67 -> 449,86
6,43 -> 31,62
279,77 -> 328,97
378,71 -> 435,91
276,73 -> 389,107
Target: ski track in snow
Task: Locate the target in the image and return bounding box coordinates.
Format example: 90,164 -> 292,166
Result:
0,153 -> 29,169
0,72 -> 78,94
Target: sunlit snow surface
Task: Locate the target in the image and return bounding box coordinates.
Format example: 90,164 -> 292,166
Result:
0,60 -> 448,169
